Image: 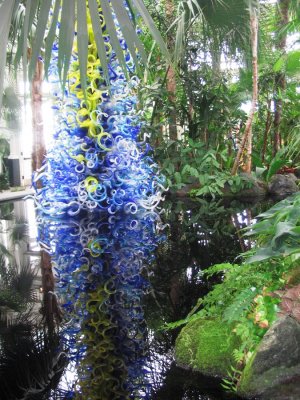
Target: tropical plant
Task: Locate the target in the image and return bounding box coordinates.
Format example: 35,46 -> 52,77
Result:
0,326 -> 68,400
0,0 -> 170,111
0,137 -> 10,190
166,186 -> 300,393
174,0 -> 254,63
0,255 -> 37,310
244,192 -> 300,263
156,137 -> 252,197
9,217 -> 29,245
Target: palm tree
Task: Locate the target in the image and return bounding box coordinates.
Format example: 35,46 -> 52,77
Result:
0,0 -> 170,112
174,0 -> 255,63
231,2 -> 259,174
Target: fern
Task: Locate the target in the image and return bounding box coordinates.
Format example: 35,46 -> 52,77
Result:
222,288 -> 257,323
202,263 -> 238,278
232,348 -> 245,364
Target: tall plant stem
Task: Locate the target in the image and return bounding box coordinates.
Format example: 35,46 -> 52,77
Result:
261,100 -> 273,163
273,0 -> 289,155
231,8 -> 258,175
166,0 -> 177,140
31,58 -> 46,184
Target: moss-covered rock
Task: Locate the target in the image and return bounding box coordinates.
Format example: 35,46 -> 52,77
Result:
175,318 -> 240,377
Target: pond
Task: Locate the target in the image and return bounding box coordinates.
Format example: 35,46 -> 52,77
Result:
0,196 -> 271,400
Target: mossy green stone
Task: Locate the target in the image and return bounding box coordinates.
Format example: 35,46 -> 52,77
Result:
175,318 -> 239,377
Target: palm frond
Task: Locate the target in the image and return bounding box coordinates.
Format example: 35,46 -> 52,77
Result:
9,218 -> 29,244
75,0 -> 88,95
0,242 -> 13,259
0,0 -> 16,111
28,0 -> 52,82
0,327 -> 68,400
1,0 -> 170,112
58,0 -> 76,92
10,262 -> 37,302
175,0 -> 254,62
111,0 -> 148,71
100,0 -> 129,78
44,0 -> 61,80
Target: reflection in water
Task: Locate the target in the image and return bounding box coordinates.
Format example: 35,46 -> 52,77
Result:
38,209 -> 163,399
143,199 -> 273,400
0,199 -> 68,400
0,6 -> 273,399
0,198 -> 272,399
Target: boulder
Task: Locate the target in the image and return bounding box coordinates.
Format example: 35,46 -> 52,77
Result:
238,316 -> 300,399
294,168 -> 300,179
175,318 -> 240,377
268,174 -> 299,198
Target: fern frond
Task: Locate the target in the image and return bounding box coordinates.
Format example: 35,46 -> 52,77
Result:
202,263 -> 238,278
222,287 -> 257,323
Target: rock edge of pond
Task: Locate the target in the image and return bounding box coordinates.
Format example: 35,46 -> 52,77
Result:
171,173 -> 299,201
175,314 -> 300,399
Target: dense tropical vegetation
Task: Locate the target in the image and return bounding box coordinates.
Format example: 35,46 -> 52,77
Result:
0,0 -> 299,398
0,0 -> 299,189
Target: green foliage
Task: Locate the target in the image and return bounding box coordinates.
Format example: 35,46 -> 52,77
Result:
1,85 -> 21,128
0,254 -> 36,310
201,262 -> 236,279
262,149 -> 290,182
0,202 -> 13,220
244,193 -> 300,263
221,365 -> 242,393
0,173 -> 9,190
175,318 -> 240,377
0,138 -> 9,157
9,218 -> 29,245
273,49 -> 300,77
172,255 -> 295,394
156,138 -> 252,198
222,288 -> 257,323
286,125 -> 300,162
1,0 -> 169,110
166,256 -> 290,330
0,288 -> 24,311
171,190 -> 300,393
0,327 -> 67,400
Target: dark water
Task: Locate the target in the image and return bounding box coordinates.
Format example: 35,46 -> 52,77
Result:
0,197 -> 270,399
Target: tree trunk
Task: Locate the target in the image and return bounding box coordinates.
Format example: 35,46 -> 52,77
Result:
273,0 -> 289,155
31,59 -> 61,331
40,249 -> 62,332
166,0 -> 177,140
31,58 -> 46,183
261,100 -> 273,163
231,9 -> 258,175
